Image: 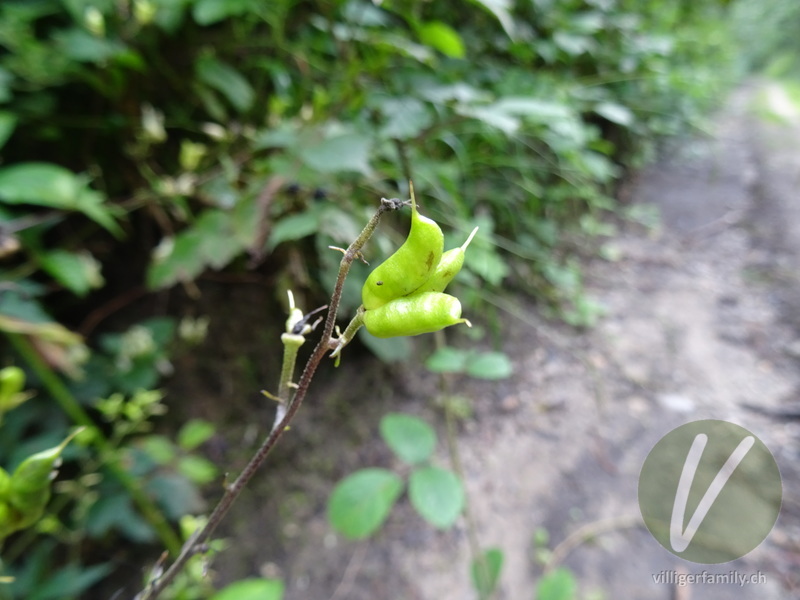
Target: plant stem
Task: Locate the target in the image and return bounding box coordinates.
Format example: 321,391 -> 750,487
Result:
329,306 -> 365,360
5,333 -> 182,555
433,333 -> 492,598
442,387 -> 491,598
270,333 -> 305,431
278,334 -> 304,403
138,196 -> 406,599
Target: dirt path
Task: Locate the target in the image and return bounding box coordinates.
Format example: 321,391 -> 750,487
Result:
205,82 -> 800,600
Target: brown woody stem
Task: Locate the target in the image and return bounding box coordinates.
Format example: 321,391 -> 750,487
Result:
137,196 -> 405,599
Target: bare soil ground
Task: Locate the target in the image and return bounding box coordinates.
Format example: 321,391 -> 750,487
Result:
170,82 -> 800,600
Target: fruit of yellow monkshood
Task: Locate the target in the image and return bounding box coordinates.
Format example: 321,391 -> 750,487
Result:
412,226 -> 478,294
363,291 -> 469,338
361,182 -> 444,310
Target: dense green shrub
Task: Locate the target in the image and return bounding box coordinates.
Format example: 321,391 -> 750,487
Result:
731,0 -> 800,75
1,0 -> 735,312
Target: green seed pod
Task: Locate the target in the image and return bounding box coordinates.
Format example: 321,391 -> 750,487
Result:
362,183 -> 444,310
8,453 -> 59,525
0,467 -> 10,499
0,500 -> 14,540
363,292 -> 469,338
7,429 -> 81,523
413,226 -> 479,294
0,366 -> 25,402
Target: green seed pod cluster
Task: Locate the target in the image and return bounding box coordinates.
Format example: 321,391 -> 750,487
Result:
360,184 -> 478,339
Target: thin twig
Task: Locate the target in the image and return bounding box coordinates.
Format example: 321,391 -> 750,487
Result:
328,542 -> 367,600
434,350 -> 491,598
137,196 -> 405,600
543,513 -> 642,574
443,398 -> 489,596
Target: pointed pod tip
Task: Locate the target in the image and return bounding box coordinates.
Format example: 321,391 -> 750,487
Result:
61,426 -> 86,450
461,226 -> 479,251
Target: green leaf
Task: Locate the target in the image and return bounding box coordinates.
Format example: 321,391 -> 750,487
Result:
252,124 -> 299,150
29,562 -> 114,600
358,330 -> 412,363
75,188 -> 122,235
140,435 -> 176,465
553,32 -> 595,56
146,473 -> 204,520
469,0 -> 516,40
408,466 -> 464,529
147,234 -> 203,289
86,493 -> 156,542
194,210 -> 243,267
267,210 -> 320,250
38,250 -> 104,297
419,82 -> 490,105
178,419 -> 216,451
196,55 -> 255,112
418,21 -> 465,58
380,413 -> 437,465
456,105 -> 520,134
0,111 -> 17,150
465,352 -> 513,380
594,102 -> 634,126
298,132 -> 373,175
536,567 -> 577,600
192,0 -> 261,25
0,163 -> 84,208
0,67 -> 13,103
379,97 -> 433,139
466,241 -> 509,286
177,455 -> 218,485
471,547 -> 504,598
424,346 -> 469,373
459,96 -> 573,134
492,97 -> 572,122
147,210 -> 245,289
328,468 -> 403,539
0,163 -> 120,234
211,578 -> 284,600
52,28 -> 128,63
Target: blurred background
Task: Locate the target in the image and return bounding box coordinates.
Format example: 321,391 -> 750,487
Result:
1,1 -> 799,598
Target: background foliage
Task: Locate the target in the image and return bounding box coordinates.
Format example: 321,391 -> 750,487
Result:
732,0 -> 800,77
0,0 -> 747,596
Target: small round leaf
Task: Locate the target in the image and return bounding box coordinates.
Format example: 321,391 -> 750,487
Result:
380,413 -> 437,465
424,346 -> 469,373
471,547 -> 504,597
178,419 -> 216,451
210,578 -> 284,600
177,455 -> 218,485
328,468 -> 403,540
536,567 -> 577,600
418,21 -> 466,58
408,466 -> 464,529
465,351 -> 513,380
